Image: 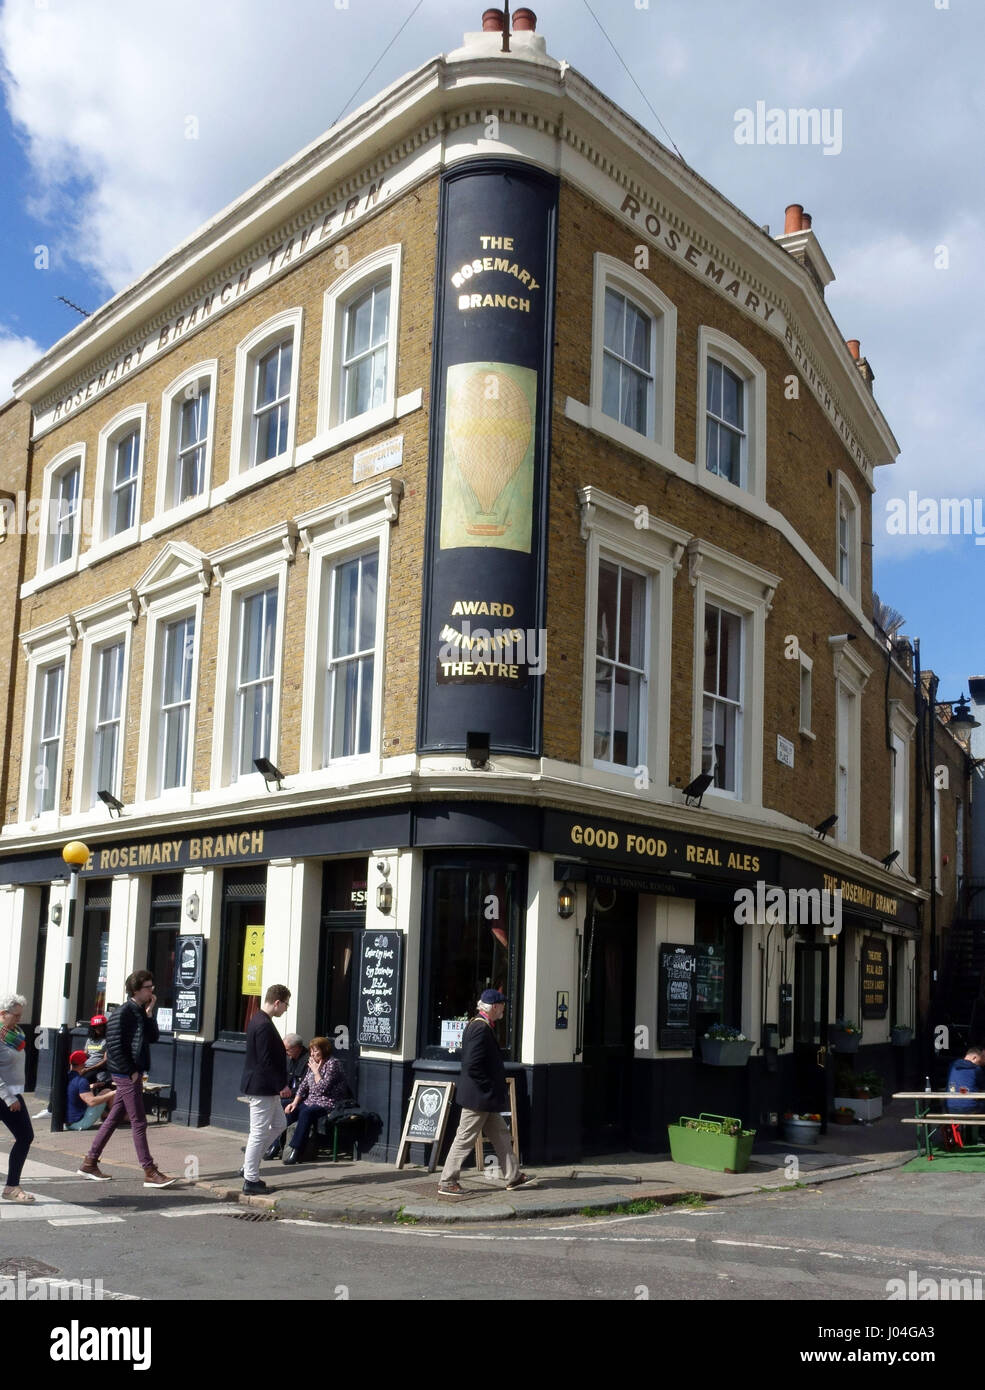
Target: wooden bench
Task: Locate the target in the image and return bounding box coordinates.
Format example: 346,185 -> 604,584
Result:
893,1091 -> 985,1158
142,1082 -> 174,1124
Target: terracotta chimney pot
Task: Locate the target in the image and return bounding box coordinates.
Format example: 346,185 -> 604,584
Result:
846,339 -> 861,360
512,8 -> 537,30
801,212 -> 812,229
784,203 -> 804,234
482,7 -> 505,30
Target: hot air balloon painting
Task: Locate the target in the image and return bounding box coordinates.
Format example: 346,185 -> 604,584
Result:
439,360 -> 536,553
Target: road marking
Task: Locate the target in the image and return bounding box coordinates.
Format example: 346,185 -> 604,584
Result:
47,1215 -> 126,1227
158,1204 -> 236,1218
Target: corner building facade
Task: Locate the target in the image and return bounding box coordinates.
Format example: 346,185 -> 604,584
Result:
0,16 -> 943,1158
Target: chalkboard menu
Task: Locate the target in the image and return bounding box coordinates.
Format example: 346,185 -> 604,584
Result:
396,1079 -> 456,1171
173,935 -> 205,1034
356,930 -> 403,1049
861,935 -> 889,1018
658,943 -> 697,1050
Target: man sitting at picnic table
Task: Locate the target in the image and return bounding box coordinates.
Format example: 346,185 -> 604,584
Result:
946,1044 -> 985,1145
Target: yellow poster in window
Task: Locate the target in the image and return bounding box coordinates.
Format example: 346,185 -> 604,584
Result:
242,926 -> 265,995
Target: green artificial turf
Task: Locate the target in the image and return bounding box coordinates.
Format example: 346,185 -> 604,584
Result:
903,1144 -> 985,1172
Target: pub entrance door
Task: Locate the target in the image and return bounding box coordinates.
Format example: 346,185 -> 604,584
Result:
317,915 -> 362,1093
581,890 -> 638,1153
793,939 -> 830,1126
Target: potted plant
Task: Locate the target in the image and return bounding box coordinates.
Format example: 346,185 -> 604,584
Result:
832,1106 -> 855,1125
891,1023 -> 914,1047
782,1111 -> 822,1144
699,1024 -> 755,1067
667,1113 -> 756,1173
834,1069 -> 884,1122
828,1018 -> 861,1053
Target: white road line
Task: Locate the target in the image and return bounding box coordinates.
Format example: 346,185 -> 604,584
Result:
158,1204 -> 236,1218
47,1215 -> 126,1227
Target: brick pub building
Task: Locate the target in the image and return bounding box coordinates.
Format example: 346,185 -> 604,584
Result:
0,10 -> 963,1158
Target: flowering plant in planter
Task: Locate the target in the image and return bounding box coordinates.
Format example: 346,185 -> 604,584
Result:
829,1018 -> 861,1052
699,1025 -> 754,1066
832,1106 -> 855,1125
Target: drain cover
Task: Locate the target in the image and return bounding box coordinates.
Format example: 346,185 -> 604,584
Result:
226,1209 -> 277,1222
0,1258 -> 60,1279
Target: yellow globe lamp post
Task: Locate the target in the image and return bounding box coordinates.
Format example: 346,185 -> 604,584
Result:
50,840 -> 91,1132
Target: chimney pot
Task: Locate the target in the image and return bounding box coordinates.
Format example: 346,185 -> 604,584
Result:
846,339 -> 861,360
801,212 -> 812,229
784,203 -> 804,234
512,7 -> 537,30
482,7 -> 505,30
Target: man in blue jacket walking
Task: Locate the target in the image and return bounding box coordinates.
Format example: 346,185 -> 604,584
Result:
438,989 -> 535,1197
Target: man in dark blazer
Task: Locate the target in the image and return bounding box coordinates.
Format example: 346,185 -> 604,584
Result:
438,989 -> 536,1197
241,984 -> 291,1195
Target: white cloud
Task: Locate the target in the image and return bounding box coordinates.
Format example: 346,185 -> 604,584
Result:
0,328 -> 42,402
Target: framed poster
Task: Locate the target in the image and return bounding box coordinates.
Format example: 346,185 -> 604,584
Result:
658,943 -> 697,1050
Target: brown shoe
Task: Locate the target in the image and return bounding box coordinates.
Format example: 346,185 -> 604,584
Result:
77,1156 -> 112,1182
143,1166 -> 177,1189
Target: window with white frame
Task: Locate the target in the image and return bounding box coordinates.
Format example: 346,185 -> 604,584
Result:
341,281 -> 390,423
594,558 -> 647,768
702,605 -> 743,793
578,487 -> 686,792
48,458 -> 81,568
799,650 -> 814,736
688,538 -> 778,806
227,311 -> 302,490
836,475 -> 861,601
91,641 -> 125,803
232,587 -> 278,778
891,732 -> 906,866
836,682 -> 854,843
157,366 -> 217,519
319,247 -> 401,441
324,550 -> 377,761
95,408 -> 146,546
159,615 -> 196,792
696,328 -> 766,499
830,635 -> 870,847
587,256 -> 676,452
298,480 -> 400,775
33,661 -> 66,816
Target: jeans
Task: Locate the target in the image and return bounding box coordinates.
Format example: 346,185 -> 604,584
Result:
287,1104 -> 328,1158
0,1094 -> 34,1188
87,1074 -> 154,1169
244,1096 -> 287,1182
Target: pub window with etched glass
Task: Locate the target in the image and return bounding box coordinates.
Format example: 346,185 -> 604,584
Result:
594,557 -> 647,769
694,903 -> 742,1038
702,603 -> 743,794
421,857 -> 523,1060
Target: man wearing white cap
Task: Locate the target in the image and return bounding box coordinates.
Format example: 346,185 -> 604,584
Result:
438,989 -> 536,1197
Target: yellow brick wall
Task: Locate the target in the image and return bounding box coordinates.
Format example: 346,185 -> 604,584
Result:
0,398 -> 33,817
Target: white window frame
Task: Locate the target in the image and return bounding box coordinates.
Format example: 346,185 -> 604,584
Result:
315,245 -> 402,450
223,308 -> 303,501
798,649 -> 814,738
829,635 -> 872,849
578,488 -> 688,795
135,542 -> 210,805
888,699 -> 916,876
72,590 -> 137,815
152,361 -> 218,533
836,473 -> 862,602
210,526 -> 295,790
91,405 -> 147,556
695,327 -> 766,502
34,444 -> 86,584
19,617 -> 76,825
589,255 -> 677,454
298,479 -> 401,777
688,538 -> 779,807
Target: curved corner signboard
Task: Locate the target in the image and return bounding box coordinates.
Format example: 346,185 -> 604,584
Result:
418,159 -> 559,755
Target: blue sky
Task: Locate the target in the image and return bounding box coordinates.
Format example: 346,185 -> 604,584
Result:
1,0 -> 983,696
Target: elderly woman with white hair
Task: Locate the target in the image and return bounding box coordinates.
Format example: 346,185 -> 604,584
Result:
0,991 -> 34,1202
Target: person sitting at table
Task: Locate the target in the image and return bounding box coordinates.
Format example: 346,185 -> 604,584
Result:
282,1037 -> 349,1163
66,1051 -> 117,1131
946,1044 -> 985,1144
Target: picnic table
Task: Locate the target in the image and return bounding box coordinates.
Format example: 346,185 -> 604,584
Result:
893,1091 -> 985,1159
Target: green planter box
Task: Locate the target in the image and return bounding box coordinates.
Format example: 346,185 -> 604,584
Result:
668,1115 -> 756,1174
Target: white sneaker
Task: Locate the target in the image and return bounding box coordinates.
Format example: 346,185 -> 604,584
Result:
33,1108 -> 51,1119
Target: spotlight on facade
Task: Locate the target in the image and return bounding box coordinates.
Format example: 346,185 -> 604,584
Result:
881,850 -> 900,870
185,892 -> 200,922
814,814 -> 838,839
254,757 -> 285,791
50,903 -> 62,925
683,772 -> 713,807
557,884 -> 575,919
97,789 -> 125,818
466,731 -> 490,769
376,860 -> 393,915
